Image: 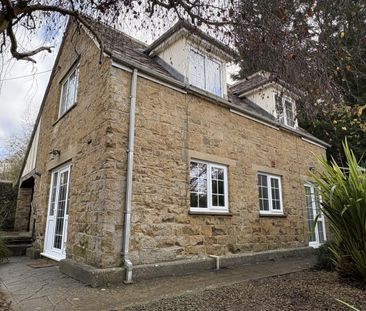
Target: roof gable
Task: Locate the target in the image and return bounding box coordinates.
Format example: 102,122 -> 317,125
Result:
145,20 -> 237,62
230,71 -> 303,98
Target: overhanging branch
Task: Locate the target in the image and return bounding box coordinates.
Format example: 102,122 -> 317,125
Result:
1,2 -> 105,63
7,22 -> 52,63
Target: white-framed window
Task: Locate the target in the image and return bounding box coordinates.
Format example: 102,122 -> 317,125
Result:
189,160 -> 229,213
274,94 -> 296,128
59,64 -> 79,117
304,183 -> 326,248
189,47 -> 223,97
257,173 -> 283,214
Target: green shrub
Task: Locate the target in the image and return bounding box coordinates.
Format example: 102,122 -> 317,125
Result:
316,241 -> 336,271
312,140 -> 366,280
0,237 -> 10,262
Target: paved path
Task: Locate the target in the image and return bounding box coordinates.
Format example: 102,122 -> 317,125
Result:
0,256 -> 316,311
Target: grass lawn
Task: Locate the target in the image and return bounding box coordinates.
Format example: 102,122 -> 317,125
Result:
123,270 -> 366,311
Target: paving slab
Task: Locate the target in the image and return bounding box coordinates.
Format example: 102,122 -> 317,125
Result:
0,256 -> 317,311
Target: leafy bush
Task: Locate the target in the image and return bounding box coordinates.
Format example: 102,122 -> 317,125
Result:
316,241 -> 336,271
0,237 -> 10,262
312,140 -> 366,280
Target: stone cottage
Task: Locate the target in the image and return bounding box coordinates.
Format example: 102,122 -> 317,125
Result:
15,17 -> 329,286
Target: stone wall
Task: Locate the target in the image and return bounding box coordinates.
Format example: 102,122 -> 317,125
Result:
30,22 -> 118,268
123,75 -> 327,265
14,187 -> 32,231
29,22 -> 327,269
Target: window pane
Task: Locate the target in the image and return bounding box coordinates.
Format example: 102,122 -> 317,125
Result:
198,193 -> 207,208
60,68 -> 78,116
258,174 -> 269,211
285,100 -> 295,127
314,189 -> 321,214
198,163 -> 207,179
190,161 -> 208,209
67,71 -> 77,110
206,58 -> 222,96
49,172 -> 58,216
275,95 -> 284,123
53,170 -> 69,249
190,162 -> 199,178
198,178 -> 207,193
211,166 -> 226,207
60,80 -> 69,115
317,220 -> 325,243
190,177 -> 198,192
212,194 -> 218,207
259,199 -> 269,211
190,192 -> 198,207
218,180 -> 224,195
189,50 -> 205,89
270,178 -> 281,210
211,180 -> 218,193
305,186 -> 316,242
272,199 -> 281,210
218,195 -> 225,207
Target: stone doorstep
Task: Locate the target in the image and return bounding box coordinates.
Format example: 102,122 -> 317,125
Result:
59,247 -> 316,287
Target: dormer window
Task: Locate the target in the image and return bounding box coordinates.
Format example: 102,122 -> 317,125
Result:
189,47 -> 222,97
275,94 -> 296,128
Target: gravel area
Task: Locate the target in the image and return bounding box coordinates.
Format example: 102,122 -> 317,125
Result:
0,292 -> 12,311
122,270 -> 366,311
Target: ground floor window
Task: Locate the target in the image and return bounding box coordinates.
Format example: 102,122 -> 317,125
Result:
257,173 -> 283,215
304,184 -> 326,247
189,160 -> 229,213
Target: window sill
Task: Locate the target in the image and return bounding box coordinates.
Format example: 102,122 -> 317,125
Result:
189,210 -> 232,216
52,103 -> 77,127
259,213 -> 287,218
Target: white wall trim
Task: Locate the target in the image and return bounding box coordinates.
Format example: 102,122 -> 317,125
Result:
112,61 -> 187,94
230,109 -> 279,131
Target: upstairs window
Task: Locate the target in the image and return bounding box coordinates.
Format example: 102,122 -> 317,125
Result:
59,65 -> 79,117
190,160 -> 228,213
275,94 -> 296,128
257,173 -> 283,215
189,48 -> 222,97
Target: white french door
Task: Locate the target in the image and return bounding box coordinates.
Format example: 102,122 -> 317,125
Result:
42,164 -> 71,261
304,184 -> 326,248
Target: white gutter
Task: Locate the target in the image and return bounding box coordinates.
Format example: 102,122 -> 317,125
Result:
123,68 -> 138,284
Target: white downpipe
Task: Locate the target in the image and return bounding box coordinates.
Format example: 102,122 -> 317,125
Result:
123,68 -> 138,284
209,255 -> 220,270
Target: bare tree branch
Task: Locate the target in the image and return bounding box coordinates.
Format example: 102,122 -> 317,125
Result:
7,22 -> 51,62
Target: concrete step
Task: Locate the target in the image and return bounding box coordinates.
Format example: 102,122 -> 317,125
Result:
6,243 -> 32,256
2,231 -> 32,256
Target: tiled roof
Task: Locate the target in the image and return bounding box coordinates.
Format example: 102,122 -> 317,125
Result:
230,72 -> 272,95
87,18 -> 173,77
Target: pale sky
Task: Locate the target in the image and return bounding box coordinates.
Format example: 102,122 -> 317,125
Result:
0,28 -> 60,159
0,19 -> 237,160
